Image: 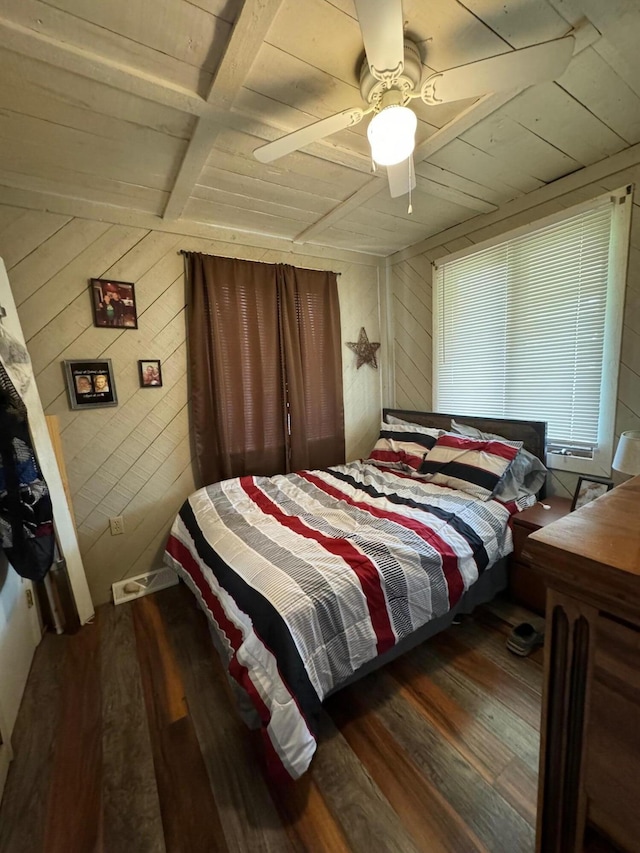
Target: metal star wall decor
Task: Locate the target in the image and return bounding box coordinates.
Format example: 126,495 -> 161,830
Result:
346,327 -> 380,369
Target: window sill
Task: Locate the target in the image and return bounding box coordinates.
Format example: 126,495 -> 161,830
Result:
546,451 -> 612,479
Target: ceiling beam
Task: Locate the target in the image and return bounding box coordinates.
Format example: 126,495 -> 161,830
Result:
162,0 -> 285,220
415,177 -> 497,214
0,9 -> 375,177
0,182 -> 382,265
0,15 -> 208,116
293,19 -> 600,246
294,180 -> 385,244
414,91 -> 525,162
292,162 -> 497,246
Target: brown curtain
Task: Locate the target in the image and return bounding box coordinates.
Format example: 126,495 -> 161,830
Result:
278,264 -> 344,471
186,253 -> 344,486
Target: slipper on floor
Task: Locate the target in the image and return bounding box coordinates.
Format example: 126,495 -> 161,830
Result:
506,622 -> 544,656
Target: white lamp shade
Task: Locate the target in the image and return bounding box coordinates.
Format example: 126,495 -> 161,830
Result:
612,430 -> 640,476
367,105 -> 417,166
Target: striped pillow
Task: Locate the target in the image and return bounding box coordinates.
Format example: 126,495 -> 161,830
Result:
419,433 -> 522,500
367,422 -> 443,473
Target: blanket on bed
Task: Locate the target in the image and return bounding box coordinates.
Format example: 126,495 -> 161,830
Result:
164,461 -> 517,778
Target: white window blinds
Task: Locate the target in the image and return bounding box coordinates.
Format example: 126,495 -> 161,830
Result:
433,192 -> 629,469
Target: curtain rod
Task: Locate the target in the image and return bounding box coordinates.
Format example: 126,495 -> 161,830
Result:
177,249 -> 341,274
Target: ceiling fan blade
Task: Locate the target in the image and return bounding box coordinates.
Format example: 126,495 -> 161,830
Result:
387,157 -> 416,199
354,0 -> 405,80
254,108 -> 365,163
421,36 -> 575,106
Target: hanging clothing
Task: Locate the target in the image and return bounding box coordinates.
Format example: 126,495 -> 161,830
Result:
0,361 -> 54,580
0,321 -> 31,395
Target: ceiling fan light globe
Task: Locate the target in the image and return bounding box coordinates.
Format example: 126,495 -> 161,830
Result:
367,105 -> 417,166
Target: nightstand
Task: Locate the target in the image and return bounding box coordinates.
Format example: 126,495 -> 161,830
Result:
509,495 -> 572,615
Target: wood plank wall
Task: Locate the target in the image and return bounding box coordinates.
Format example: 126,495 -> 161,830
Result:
389,155 -> 640,499
0,212 -> 383,606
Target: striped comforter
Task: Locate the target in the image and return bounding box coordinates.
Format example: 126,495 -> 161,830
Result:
164,461 -> 517,779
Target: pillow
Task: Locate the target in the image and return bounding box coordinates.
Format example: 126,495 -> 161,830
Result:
367,421 -> 443,473
450,418 -> 522,448
419,433 -> 521,500
450,419 -> 547,501
385,414 -> 421,427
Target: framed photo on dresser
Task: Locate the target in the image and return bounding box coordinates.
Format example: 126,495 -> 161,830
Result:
571,475 -> 614,511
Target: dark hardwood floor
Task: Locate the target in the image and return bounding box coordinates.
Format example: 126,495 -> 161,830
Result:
0,585 -> 543,853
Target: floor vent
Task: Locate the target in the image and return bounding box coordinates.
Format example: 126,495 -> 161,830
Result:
112,568 -> 179,605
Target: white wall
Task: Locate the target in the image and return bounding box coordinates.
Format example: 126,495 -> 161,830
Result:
0,558 -> 40,735
0,209 -> 384,605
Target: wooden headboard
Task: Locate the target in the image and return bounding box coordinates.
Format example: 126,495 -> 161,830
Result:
383,409 -> 547,467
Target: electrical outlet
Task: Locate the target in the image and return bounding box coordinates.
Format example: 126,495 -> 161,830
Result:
25,588 -> 34,608
109,516 -> 125,536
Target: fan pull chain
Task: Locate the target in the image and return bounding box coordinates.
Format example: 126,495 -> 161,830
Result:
408,157 -> 413,215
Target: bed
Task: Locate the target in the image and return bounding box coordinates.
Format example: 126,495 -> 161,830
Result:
164,409 -> 546,779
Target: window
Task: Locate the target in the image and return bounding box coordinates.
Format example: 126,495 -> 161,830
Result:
433,188 -> 632,476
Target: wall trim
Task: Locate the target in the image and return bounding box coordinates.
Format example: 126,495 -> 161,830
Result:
380,258 -> 396,408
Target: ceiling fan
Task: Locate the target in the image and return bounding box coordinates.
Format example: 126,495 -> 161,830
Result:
253,0 -> 576,199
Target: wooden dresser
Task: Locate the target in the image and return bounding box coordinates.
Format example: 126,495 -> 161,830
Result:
524,476 -> 640,853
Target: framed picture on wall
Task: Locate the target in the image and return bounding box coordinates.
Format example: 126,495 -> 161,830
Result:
138,359 -> 162,388
64,359 -> 118,410
571,475 -> 614,511
89,278 -> 138,329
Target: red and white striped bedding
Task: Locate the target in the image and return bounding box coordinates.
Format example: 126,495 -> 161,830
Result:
164,461 -> 520,779
419,433 -> 522,499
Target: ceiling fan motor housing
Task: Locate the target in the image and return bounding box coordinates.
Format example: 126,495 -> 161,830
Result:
359,38 -> 423,107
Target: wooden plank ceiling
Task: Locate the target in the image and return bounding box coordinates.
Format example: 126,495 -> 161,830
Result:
0,0 -> 639,257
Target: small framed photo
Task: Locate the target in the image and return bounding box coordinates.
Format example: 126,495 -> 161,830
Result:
138,359 -> 162,388
89,278 -> 138,329
571,475 -> 614,511
64,359 -> 117,410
